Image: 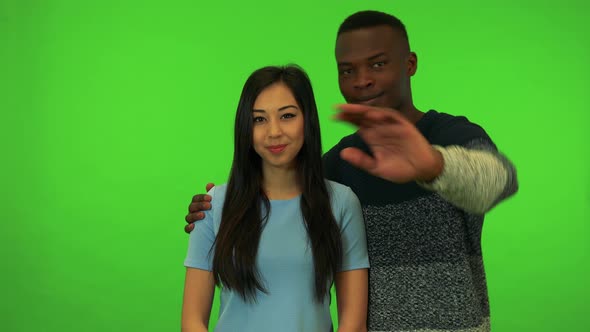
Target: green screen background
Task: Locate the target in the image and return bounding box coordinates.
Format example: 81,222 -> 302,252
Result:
2,0 -> 588,331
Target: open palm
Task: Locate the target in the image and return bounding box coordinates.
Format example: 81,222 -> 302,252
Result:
335,104 -> 443,183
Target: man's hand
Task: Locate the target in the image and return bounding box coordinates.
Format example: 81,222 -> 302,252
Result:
334,104 -> 444,183
184,183 -> 215,233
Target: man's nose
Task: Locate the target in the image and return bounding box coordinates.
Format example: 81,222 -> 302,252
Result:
353,68 -> 375,89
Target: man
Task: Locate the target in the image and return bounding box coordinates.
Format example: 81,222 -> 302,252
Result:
185,10 -> 518,332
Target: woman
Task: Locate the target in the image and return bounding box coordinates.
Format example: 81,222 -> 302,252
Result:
182,65 -> 368,332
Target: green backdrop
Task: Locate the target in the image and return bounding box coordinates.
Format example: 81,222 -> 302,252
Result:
2,0 -> 589,331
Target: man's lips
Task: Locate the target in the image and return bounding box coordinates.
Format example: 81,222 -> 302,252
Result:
267,144 -> 287,153
356,92 -> 384,104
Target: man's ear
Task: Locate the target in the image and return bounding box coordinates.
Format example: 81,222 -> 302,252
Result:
408,52 -> 418,76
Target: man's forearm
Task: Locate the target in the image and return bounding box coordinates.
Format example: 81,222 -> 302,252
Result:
418,143 -> 518,214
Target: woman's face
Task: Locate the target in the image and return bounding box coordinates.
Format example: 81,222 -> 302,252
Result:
251,82 -> 305,171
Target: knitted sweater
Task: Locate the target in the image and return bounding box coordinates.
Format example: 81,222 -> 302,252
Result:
323,110 -> 518,332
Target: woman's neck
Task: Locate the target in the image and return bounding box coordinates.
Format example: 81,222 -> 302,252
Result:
261,164 -> 301,200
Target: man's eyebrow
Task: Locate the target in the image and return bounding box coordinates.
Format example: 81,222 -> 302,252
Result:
368,52 -> 387,61
338,52 -> 387,66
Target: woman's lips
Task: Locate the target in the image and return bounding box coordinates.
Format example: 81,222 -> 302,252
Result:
267,144 -> 287,153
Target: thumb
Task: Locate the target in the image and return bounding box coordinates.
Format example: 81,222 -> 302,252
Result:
205,182 -> 215,192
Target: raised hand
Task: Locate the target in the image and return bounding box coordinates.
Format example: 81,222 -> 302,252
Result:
334,104 -> 443,183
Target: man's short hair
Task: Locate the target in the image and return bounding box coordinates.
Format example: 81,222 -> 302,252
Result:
337,10 -> 409,43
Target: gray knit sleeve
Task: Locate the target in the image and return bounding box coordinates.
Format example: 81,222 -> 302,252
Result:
417,139 -> 518,214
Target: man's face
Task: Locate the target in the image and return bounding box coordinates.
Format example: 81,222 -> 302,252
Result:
335,25 -> 416,110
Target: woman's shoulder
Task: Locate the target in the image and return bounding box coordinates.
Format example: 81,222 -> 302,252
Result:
324,179 -> 352,196
204,184 -> 229,228
208,183 -> 228,207
324,179 -> 359,211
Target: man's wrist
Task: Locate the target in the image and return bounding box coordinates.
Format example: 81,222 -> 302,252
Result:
418,146 -> 445,183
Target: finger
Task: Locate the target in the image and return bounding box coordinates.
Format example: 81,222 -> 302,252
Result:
185,211 -> 206,223
335,103 -> 382,114
334,110 -> 382,128
333,112 -> 366,127
192,194 -> 212,203
184,223 -> 195,234
189,201 -> 211,213
337,102 -> 408,123
365,113 -> 420,141
335,107 -> 405,128
340,147 -> 377,172
364,109 -> 400,124
333,104 -> 369,124
358,127 -> 404,145
205,182 -> 215,192
370,108 -> 412,126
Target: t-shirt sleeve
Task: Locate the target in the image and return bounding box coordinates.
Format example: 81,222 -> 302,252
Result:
183,187 -> 217,271
337,186 -> 370,272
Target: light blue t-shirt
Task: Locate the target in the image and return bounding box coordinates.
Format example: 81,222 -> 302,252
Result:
184,180 -> 369,332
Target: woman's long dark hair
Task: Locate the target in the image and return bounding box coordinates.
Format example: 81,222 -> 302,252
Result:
212,65 -> 342,303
